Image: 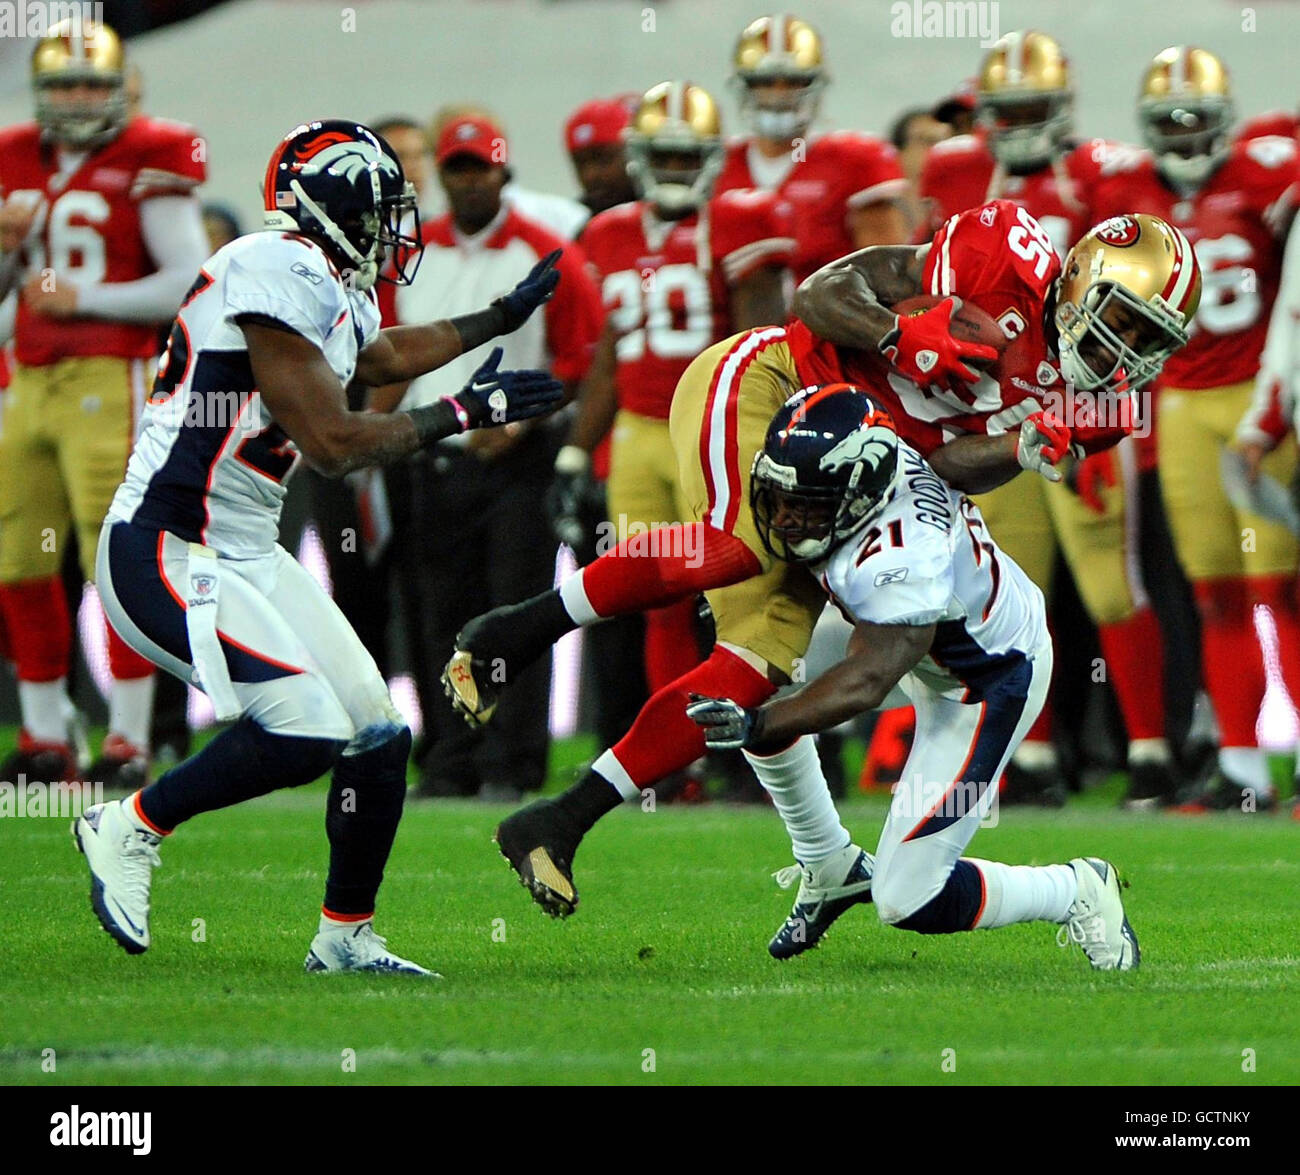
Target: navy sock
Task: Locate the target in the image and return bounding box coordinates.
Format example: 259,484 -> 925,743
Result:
323,725 -> 411,916
138,717 -> 343,831
893,860 -> 985,935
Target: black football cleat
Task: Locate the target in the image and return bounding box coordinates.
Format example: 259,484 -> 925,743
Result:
768,844 -> 875,960
1172,771 -> 1277,814
495,798 -> 584,918
1000,759 -> 1068,808
1120,758 -> 1180,811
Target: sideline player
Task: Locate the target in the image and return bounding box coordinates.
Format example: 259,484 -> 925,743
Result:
446,205 -> 1199,923
688,385 -> 1139,970
72,120 -> 564,973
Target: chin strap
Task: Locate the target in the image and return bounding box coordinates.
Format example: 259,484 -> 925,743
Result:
285,176 -> 380,291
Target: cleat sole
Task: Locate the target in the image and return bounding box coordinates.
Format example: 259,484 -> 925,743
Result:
442,650 -> 497,728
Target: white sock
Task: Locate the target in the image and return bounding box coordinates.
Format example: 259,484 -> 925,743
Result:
108,676 -> 155,751
744,735 -> 850,864
1012,740 -> 1058,770
968,859 -> 1077,928
592,748 -> 640,801
558,574 -> 600,626
18,679 -> 69,743
1128,737 -> 1171,764
1219,746 -> 1270,792
319,911 -> 371,934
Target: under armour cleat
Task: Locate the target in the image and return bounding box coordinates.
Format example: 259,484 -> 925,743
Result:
768,843 -> 875,959
305,922 -> 440,977
496,798 -> 583,918
442,648 -> 499,727
72,799 -> 162,955
1058,857 -> 1139,971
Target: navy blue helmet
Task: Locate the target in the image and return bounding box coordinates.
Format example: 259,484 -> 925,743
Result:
262,119 -> 421,290
750,383 -> 901,564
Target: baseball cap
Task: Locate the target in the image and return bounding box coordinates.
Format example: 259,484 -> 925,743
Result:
436,115 -> 508,166
564,97 -> 632,154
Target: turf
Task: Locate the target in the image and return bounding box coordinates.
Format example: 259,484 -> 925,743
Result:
2,733 -> 1297,1086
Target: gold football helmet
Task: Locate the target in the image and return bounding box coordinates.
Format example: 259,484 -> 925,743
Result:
32,18 -> 127,148
976,30 -> 1073,171
731,14 -> 827,140
1056,214 -> 1201,394
1138,46 -> 1234,190
625,81 -> 724,216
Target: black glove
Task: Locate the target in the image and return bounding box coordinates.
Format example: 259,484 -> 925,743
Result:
493,248 -> 562,333
450,347 -> 564,430
685,692 -> 766,751
546,467 -> 593,550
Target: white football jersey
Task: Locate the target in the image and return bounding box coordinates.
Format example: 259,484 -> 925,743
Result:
817,443 -> 1046,700
108,232 -> 381,558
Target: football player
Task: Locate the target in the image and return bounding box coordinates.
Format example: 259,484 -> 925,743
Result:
918,31 -> 1177,808
548,81 -> 792,699
688,385 -> 1139,970
715,13 -> 909,283
0,21 -> 207,790
444,203 -> 1198,931
71,120 -> 564,972
1089,47 -> 1300,811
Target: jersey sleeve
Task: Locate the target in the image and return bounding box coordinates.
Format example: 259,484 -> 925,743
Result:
711,190 -> 795,285
1239,207 -> 1300,446
131,120 -> 207,201
833,134 -> 908,209
829,532 -> 954,628
1234,135 -> 1300,236
223,238 -> 343,351
922,199 -> 1060,303
544,237 -> 605,384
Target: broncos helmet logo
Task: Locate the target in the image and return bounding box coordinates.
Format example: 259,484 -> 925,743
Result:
819,408 -> 898,476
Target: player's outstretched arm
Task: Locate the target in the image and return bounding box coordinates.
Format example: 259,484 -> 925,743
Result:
792,244 -> 928,351
355,248 -> 562,386
687,620 -> 934,754
243,322 -> 562,478
931,410 -> 1076,494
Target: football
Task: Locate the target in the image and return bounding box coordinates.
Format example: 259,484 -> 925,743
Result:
892,294 -> 1010,368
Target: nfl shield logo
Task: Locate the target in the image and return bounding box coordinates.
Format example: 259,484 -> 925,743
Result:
192,575 -> 215,596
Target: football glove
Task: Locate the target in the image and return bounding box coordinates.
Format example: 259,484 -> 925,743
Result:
493,248 -> 562,333
879,296 -> 999,395
450,347 -> 564,430
546,445 -> 595,550
1016,410 -> 1072,482
685,692 -> 767,751
1068,449 -> 1117,514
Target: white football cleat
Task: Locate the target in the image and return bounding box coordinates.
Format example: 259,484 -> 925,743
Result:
1059,857 -> 1140,971
769,842 -> 875,959
72,799 -> 162,955
305,921 -> 440,977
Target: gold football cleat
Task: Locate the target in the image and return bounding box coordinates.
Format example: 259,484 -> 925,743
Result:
441,649 -> 498,727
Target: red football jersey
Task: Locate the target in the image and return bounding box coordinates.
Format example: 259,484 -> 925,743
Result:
716,132 -> 906,284
581,190 -> 793,419
1237,111 -> 1299,143
789,199 -> 1065,456
919,134 -> 1113,255
1089,136 -> 1299,389
0,116 -> 206,366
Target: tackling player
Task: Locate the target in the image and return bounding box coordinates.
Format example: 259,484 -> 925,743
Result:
71,120 -> 565,973
0,21 -> 208,790
444,203 -> 1199,929
1089,47 -> 1300,811
688,385 -> 1139,971
548,81 -> 792,698
918,30 -> 1177,808
715,13 -> 909,282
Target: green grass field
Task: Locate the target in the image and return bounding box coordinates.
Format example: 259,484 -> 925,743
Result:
2,731 -> 1297,1086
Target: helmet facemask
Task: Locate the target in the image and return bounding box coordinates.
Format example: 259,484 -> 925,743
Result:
733,71 -> 826,141
1141,97 -> 1233,189
979,90 -> 1072,171
1056,280 -> 1190,394
34,72 -> 126,149
626,135 -> 723,216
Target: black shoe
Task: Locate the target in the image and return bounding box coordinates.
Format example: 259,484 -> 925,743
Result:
1173,771 -> 1277,814
1000,760 -> 1068,807
769,845 -> 874,960
496,798 -> 584,918
1,740 -> 78,786
1121,758 -> 1180,811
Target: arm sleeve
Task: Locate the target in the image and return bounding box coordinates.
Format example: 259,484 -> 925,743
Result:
223,241 -> 341,350
545,240 -> 605,383
1238,214 -> 1300,445
840,136 -> 908,209
715,193 -> 796,285
130,123 -> 207,200
75,195 -> 209,323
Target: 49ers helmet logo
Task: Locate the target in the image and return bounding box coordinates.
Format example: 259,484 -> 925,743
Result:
1094,216 -> 1141,247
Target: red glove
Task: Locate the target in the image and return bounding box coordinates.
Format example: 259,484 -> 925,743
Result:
1072,450 -> 1117,514
1016,410 -> 1072,481
879,296 -> 999,395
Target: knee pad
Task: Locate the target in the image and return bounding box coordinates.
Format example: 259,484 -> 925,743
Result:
888,860 -> 984,935
333,724 -> 411,794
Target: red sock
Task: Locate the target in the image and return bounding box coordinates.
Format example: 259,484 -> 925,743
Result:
0,598 -> 9,663
1250,573 -> 1300,705
580,523 -> 760,618
643,599 -> 702,693
1024,695 -> 1053,744
1194,578 -> 1265,747
609,644 -> 775,786
0,577 -> 71,681
106,619 -> 155,680
1097,607 -> 1166,741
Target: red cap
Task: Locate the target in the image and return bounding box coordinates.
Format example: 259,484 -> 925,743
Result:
564,97 -> 632,155
436,115 -> 508,166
